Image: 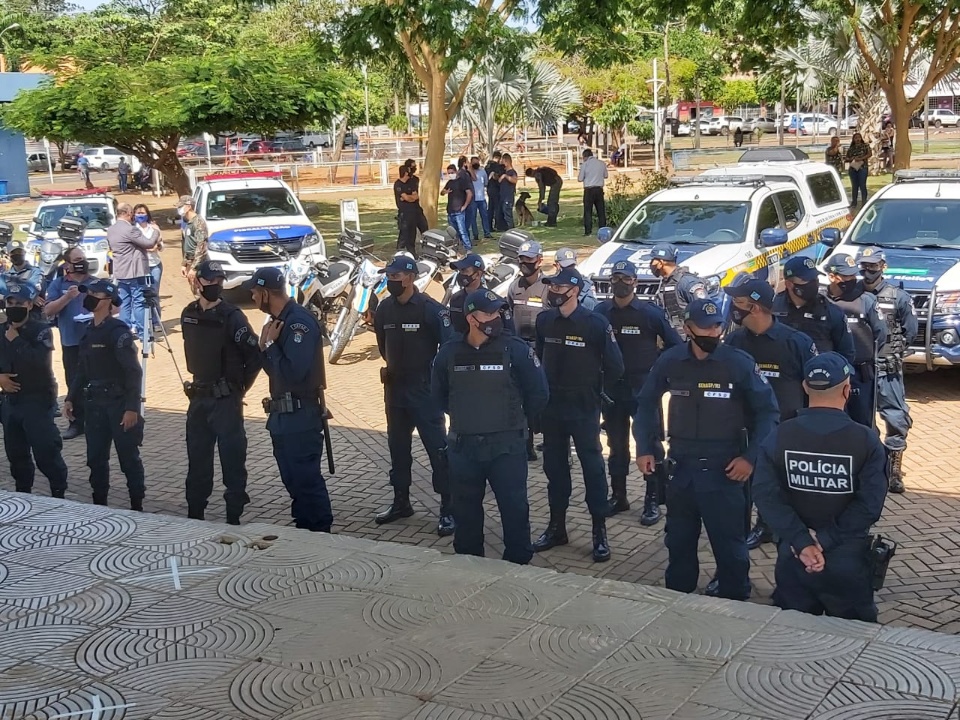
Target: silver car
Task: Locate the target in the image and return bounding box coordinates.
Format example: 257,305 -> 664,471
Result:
26,152 -> 51,173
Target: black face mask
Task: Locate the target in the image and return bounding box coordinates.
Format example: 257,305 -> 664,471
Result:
477,317 -> 503,338
611,280 -> 634,299
790,280 -> 820,303
387,279 -> 406,297
200,284 -> 222,302
836,278 -> 858,294
691,334 -> 721,353
456,272 -> 477,288
71,260 -> 89,275
547,290 -> 570,308
471,163 -> 481,170
861,268 -> 882,284
519,262 -> 539,277
5,306 -> 28,324
730,306 -> 749,325
82,295 -> 103,312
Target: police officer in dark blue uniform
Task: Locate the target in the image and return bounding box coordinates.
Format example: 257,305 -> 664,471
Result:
858,246 -> 917,494
753,352 -> 888,622
433,289 -> 549,564
0,282 -> 68,497
649,243 -> 708,336
636,298 -> 779,600
64,279 -> 145,509
246,266 -> 332,532
447,253 -> 515,336
182,260 -> 262,524
374,254 -> 455,534
824,253 -> 886,428
595,260 -> 681,524
533,266 -> 624,562
773,256 -> 855,362
724,273 -> 817,550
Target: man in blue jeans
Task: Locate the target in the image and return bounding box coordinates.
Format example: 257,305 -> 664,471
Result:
442,164 -> 473,251
466,156 -> 492,244
107,202 -> 155,338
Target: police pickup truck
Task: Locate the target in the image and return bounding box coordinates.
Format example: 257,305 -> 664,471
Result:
21,190 -> 114,278
819,170 -> 960,370
579,149 -> 851,306
190,171 -> 325,289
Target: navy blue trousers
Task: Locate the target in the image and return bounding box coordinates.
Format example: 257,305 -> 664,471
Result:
386,401 -> 449,496
85,398 -> 145,502
877,371 -> 911,451
270,427 -> 333,532
847,362 -> 875,428
541,412 -> 609,517
1,398 -> 68,494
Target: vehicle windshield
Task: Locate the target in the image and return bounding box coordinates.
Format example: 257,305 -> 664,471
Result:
617,201 -> 750,244
34,203 -> 112,231
204,187 -> 300,220
848,198 -> 960,248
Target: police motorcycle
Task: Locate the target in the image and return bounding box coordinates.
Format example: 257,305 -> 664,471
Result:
326,227 -> 456,364
439,228 -> 524,304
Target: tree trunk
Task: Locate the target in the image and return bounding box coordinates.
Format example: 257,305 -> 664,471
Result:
420,81 -> 449,227
890,88 -> 913,171
155,157 -> 192,196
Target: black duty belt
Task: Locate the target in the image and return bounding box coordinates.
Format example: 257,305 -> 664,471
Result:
262,392 -> 319,414
184,379 -> 236,399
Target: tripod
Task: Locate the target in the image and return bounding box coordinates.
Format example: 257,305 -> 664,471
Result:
140,278 -> 184,417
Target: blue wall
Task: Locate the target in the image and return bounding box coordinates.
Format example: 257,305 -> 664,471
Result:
0,125 -> 28,200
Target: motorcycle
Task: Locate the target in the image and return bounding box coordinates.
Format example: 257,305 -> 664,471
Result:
326,227 -> 456,364
440,230 -> 525,305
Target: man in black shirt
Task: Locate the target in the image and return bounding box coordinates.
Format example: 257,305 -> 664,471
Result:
525,166 -> 563,227
394,164 -> 426,254
442,164 -> 473,251
485,151 -> 506,231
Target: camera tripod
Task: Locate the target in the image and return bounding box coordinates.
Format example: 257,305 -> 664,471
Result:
140,279 -> 184,417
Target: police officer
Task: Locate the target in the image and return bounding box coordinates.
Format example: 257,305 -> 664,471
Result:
554,248 -> 597,310
447,253 -> 516,336
595,260 -> 681,524
0,282 -> 68,497
534,266 -> 624,562
374,254 -> 455,534
182,261 -> 262,524
636,298 -> 779,600
649,243 -> 708,336
724,273 -> 817,550
4,244 -> 45,320
858,246 -> 917,494
753,352 -> 888,622
432,289 -> 549,564
824,253 -> 886,428
506,240 -> 551,460
64,279 -> 145,509
246,267 -> 332,532
773,256 -> 855,362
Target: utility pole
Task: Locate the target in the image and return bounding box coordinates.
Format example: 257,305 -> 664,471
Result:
651,58 -> 661,172
779,77 -> 786,146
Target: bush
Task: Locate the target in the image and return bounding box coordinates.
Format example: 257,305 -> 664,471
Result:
605,169 -> 671,227
628,120 -> 655,144
386,114 -> 408,134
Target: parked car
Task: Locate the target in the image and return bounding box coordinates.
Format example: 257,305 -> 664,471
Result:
26,152 -> 51,173
800,114 -> 839,136
705,115 -> 744,136
82,147 -> 141,173
298,131 -> 359,148
745,117 -> 778,133
244,140 -> 278,157
923,109 -> 960,128
275,138 -> 309,159
841,114 -> 858,131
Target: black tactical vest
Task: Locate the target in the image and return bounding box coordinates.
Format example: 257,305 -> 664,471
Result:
182,302 -> 228,383
782,296 -> 835,353
381,295 -> 434,378
608,304 -> 660,389
773,418 -> 869,529
0,320 -> 55,400
830,293 -> 874,364
508,276 -> 548,342
658,267 -> 696,330
540,312 -> 603,406
666,356 -> 746,447
448,338 -> 526,435
733,331 -> 804,421
874,283 -> 906,359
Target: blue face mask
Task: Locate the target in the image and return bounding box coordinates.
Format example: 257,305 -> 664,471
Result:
134,214 -> 148,223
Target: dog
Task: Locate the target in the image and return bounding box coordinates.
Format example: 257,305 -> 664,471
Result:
515,191 -> 534,226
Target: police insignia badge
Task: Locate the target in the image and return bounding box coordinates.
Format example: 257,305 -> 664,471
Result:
846,255 -> 856,267
803,258 -> 815,269
293,333 -> 303,343
862,248 -> 873,256
704,302 -> 718,315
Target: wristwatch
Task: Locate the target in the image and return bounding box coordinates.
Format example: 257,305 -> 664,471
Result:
263,340 -> 274,350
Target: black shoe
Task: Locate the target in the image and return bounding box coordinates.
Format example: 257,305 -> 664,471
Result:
437,513 -> 455,537
705,576 -> 720,597
130,498 -> 143,512
93,495 -> 108,506
533,509 -> 568,552
61,423 -> 84,440
51,489 -> 65,499
375,489 -> 415,525
606,475 -> 629,516
226,516 -> 241,526
640,496 -> 662,526
187,507 -> 204,521
592,515 -> 611,562
746,522 -> 773,550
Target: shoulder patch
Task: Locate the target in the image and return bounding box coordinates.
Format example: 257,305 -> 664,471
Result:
692,285 -> 708,299
810,343 -> 818,356
235,326 -> 249,343
117,331 -> 133,349
528,345 -> 541,368
439,308 -> 451,327
289,322 -> 310,334
38,327 -> 54,349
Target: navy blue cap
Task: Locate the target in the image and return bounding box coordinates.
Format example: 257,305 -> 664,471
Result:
3,281 -> 38,302
542,267 -> 583,287
723,273 -> 774,309
610,260 -> 637,278
804,352 -> 853,390
240,266 -> 285,291
856,246 -> 886,263
683,298 -> 725,328
450,253 -> 484,271
555,248 -> 578,267
464,289 -> 505,314
196,260 -> 226,281
825,253 -> 859,276
650,243 -> 678,262
80,278 -> 120,298
516,240 -> 543,258
784,256 -> 818,282
378,253 -> 418,275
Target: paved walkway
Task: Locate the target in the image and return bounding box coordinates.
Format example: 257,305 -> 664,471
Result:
8,242 -> 960,632
4,491 -> 960,720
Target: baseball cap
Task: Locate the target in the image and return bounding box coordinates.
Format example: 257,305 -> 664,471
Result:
723,272 -> 774,309
450,253 -> 485,271
177,195 -> 195,208
784,256 -> 818,282
610,260 -> 637,279
464,289 -> 506,314
856,246 -> 886,264
240,266 -> 285,291
684,298 -> 725,328
825,253 -> 859,276
804,352 -> 853,390
650,243 -> 678,262
517,240 -> 543,259
555,248 -> 578,268
196,260 -> 226,281
80,278 -> 120,298
3,281 -> 37,302
378,254 -> 419,275
542,267 -> 583,288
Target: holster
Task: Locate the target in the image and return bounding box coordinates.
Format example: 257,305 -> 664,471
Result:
868,534 -> 897,590
380,367 -> 391,385
262,393 -> 299,414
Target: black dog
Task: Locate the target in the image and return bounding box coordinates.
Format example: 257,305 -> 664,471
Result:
515,191 -> 534,226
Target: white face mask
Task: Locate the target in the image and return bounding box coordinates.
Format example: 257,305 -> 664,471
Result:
177,206 -> 187,217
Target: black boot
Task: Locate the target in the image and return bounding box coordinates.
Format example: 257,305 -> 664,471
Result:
187,506 -> 204,521
375,488 -> 415,525
746,518 -> 773,550
889,450 -> 905,494
130,497 -> 143,512
61,422 -> 84,440
226,508 -> 242,526
437,495 -> 455,537
592,515 -> 611,562
51,488 -> 65,499
705,576 -> 720,596
606,475 -> 630,516
533,508 -> 568,551
93,493 -> 108,506
639,477 -> 662,526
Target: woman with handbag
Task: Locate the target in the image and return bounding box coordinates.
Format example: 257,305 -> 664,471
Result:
846,132 -> 872,209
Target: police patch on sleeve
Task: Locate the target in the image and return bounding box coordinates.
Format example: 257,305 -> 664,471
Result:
440,309 -> 451,328
235,327 -> 248,344
117,331 -> 133,349
38,327 -> 54,350
810,343 -> 818,357
692,285 -> 708,299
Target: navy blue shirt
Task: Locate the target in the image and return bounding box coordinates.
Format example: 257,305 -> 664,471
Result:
261,300 -> 324,434
595,297 -> 682,386
772,290 -> 856,363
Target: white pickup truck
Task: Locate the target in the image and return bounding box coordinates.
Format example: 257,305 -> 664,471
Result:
579,149 -> 852,310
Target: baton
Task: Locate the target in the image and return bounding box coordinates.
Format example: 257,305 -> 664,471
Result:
322,408 -> 335,475
871,338 -> 879,431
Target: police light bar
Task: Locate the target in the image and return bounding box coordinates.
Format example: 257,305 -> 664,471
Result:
895,170 -> 960,183
205,171 -> 283,181
672,174 -> 767,187
38,188 -> 111,198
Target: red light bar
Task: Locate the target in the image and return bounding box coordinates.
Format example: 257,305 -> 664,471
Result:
38,187 -> 111,198
204,171 -> 283,181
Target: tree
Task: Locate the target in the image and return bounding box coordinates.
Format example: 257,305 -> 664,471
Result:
2,50 -> 347,195
594,97 -> 637,146
718,78 -> 758,111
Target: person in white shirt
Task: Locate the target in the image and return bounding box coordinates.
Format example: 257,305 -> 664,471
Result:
467,155 -> 492,243
133,203 -> 163,327
578,149 -> 608,236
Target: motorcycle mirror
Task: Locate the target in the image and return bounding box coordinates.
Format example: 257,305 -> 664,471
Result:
597,227 -> 614,244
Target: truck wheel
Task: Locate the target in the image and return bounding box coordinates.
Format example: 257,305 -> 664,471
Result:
721,126 -> 729,136
328,306 -> 359,364
935,120 -> 943,128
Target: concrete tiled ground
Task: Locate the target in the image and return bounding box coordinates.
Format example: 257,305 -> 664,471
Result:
8,243 -> 960,632
4,492 -> 960,720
